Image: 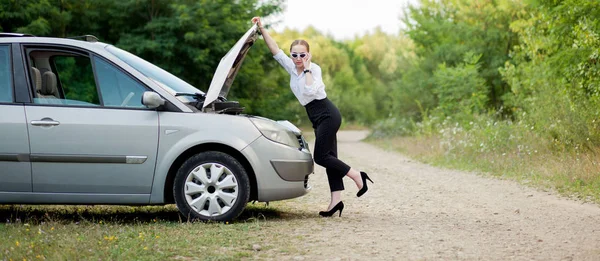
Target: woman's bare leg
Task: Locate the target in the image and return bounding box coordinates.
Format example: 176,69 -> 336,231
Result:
328,190 -> 343,211
325,168 -> 364,211
346,168 -> 364,190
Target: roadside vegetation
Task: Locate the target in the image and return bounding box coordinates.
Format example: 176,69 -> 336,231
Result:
366,0 -> 600,203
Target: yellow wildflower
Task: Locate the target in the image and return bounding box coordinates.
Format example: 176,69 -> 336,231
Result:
15,241 -> 20,247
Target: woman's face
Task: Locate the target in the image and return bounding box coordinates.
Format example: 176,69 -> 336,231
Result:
290,45 -> 308,68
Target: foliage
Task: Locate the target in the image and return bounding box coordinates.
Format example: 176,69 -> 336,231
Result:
369,117 -> 416,138
0,0 -> 406,126
367,0 -> 600,202
401,0 -> 522,112
502,0 -> 600,149
371,0 -> 600,152
432,52 -> 488,122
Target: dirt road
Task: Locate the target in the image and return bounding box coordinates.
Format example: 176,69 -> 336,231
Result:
274,130 -> 600,260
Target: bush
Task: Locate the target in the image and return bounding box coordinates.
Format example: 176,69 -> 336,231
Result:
432,52 -> 488,124
370,117 -> 416,138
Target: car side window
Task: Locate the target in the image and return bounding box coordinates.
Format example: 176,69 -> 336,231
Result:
27,48 -> 148,109
93,56 -> 147,108
53,56 -> 100,105
0,45 -> 12,103
29,50 -> 100,106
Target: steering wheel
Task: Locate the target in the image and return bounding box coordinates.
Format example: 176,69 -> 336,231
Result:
120,92 -> 135,107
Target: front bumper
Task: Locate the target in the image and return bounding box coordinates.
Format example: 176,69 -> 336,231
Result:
270,159 -> 313,181
241,135 -> 313,202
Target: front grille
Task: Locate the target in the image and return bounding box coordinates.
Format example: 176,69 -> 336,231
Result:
297,135 -> 309,151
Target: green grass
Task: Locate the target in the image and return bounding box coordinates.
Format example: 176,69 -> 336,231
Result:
0,202 -> 313,261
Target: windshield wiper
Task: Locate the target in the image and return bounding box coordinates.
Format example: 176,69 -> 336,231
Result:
175,92 -> 204,98
175,92 -> 207,110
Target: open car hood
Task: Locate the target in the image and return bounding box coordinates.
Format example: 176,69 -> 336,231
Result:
203,24 -> 259,109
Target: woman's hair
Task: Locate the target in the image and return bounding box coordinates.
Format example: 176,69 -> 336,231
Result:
290,39 -> 310,52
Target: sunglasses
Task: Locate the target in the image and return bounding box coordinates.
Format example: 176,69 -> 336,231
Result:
290,53 -> 308,59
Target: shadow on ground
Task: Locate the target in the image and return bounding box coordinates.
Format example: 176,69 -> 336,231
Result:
0,203 -> 314,225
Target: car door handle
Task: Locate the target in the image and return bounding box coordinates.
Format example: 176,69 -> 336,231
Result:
31,118 -> 60,126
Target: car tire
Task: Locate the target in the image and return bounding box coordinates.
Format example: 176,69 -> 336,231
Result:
173,151 -> 250,222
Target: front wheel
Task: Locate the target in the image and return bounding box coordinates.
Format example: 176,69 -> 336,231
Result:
173,151 -> 250,221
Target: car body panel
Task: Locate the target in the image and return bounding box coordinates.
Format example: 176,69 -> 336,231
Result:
25,106 -> 159,193
241,136 -> 312,201
0,105 -> 32,192
149,112 -> 262,203
0,192 -> 149,204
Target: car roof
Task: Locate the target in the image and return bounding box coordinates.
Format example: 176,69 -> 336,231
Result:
0,35 -> 110,53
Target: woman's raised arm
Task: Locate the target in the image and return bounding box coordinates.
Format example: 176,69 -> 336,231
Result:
252,17 -> 280,55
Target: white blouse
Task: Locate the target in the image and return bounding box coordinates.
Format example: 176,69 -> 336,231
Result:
273,49 -> 327,106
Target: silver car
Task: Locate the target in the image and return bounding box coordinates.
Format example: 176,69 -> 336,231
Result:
0,26 -> 313,221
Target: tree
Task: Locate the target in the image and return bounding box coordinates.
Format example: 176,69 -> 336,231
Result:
503,0 -> 600,147
402,0 -> 523,115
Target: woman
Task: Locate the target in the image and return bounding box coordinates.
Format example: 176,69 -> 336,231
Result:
251,17 -> 373,217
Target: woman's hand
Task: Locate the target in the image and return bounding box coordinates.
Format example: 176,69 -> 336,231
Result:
251,17 -> 262,28
302,53 -> 312,70
251,16 -> 280,55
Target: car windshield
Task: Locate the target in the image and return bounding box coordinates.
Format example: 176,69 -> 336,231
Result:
105,45 -> 203,96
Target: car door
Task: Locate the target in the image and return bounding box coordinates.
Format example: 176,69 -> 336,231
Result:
0,44 -> 32,192
23,45 -> 159,194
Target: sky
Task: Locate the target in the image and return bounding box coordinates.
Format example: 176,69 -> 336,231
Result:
269,0 -> 419,40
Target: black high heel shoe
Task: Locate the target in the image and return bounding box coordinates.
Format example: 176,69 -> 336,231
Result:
356,171 -> 374,197
319,201 -> 344,217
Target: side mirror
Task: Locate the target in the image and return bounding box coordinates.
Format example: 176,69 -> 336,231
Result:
141,92 -> 165,109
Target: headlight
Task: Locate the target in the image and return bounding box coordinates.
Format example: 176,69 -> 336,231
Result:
249,117 -> 301,148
